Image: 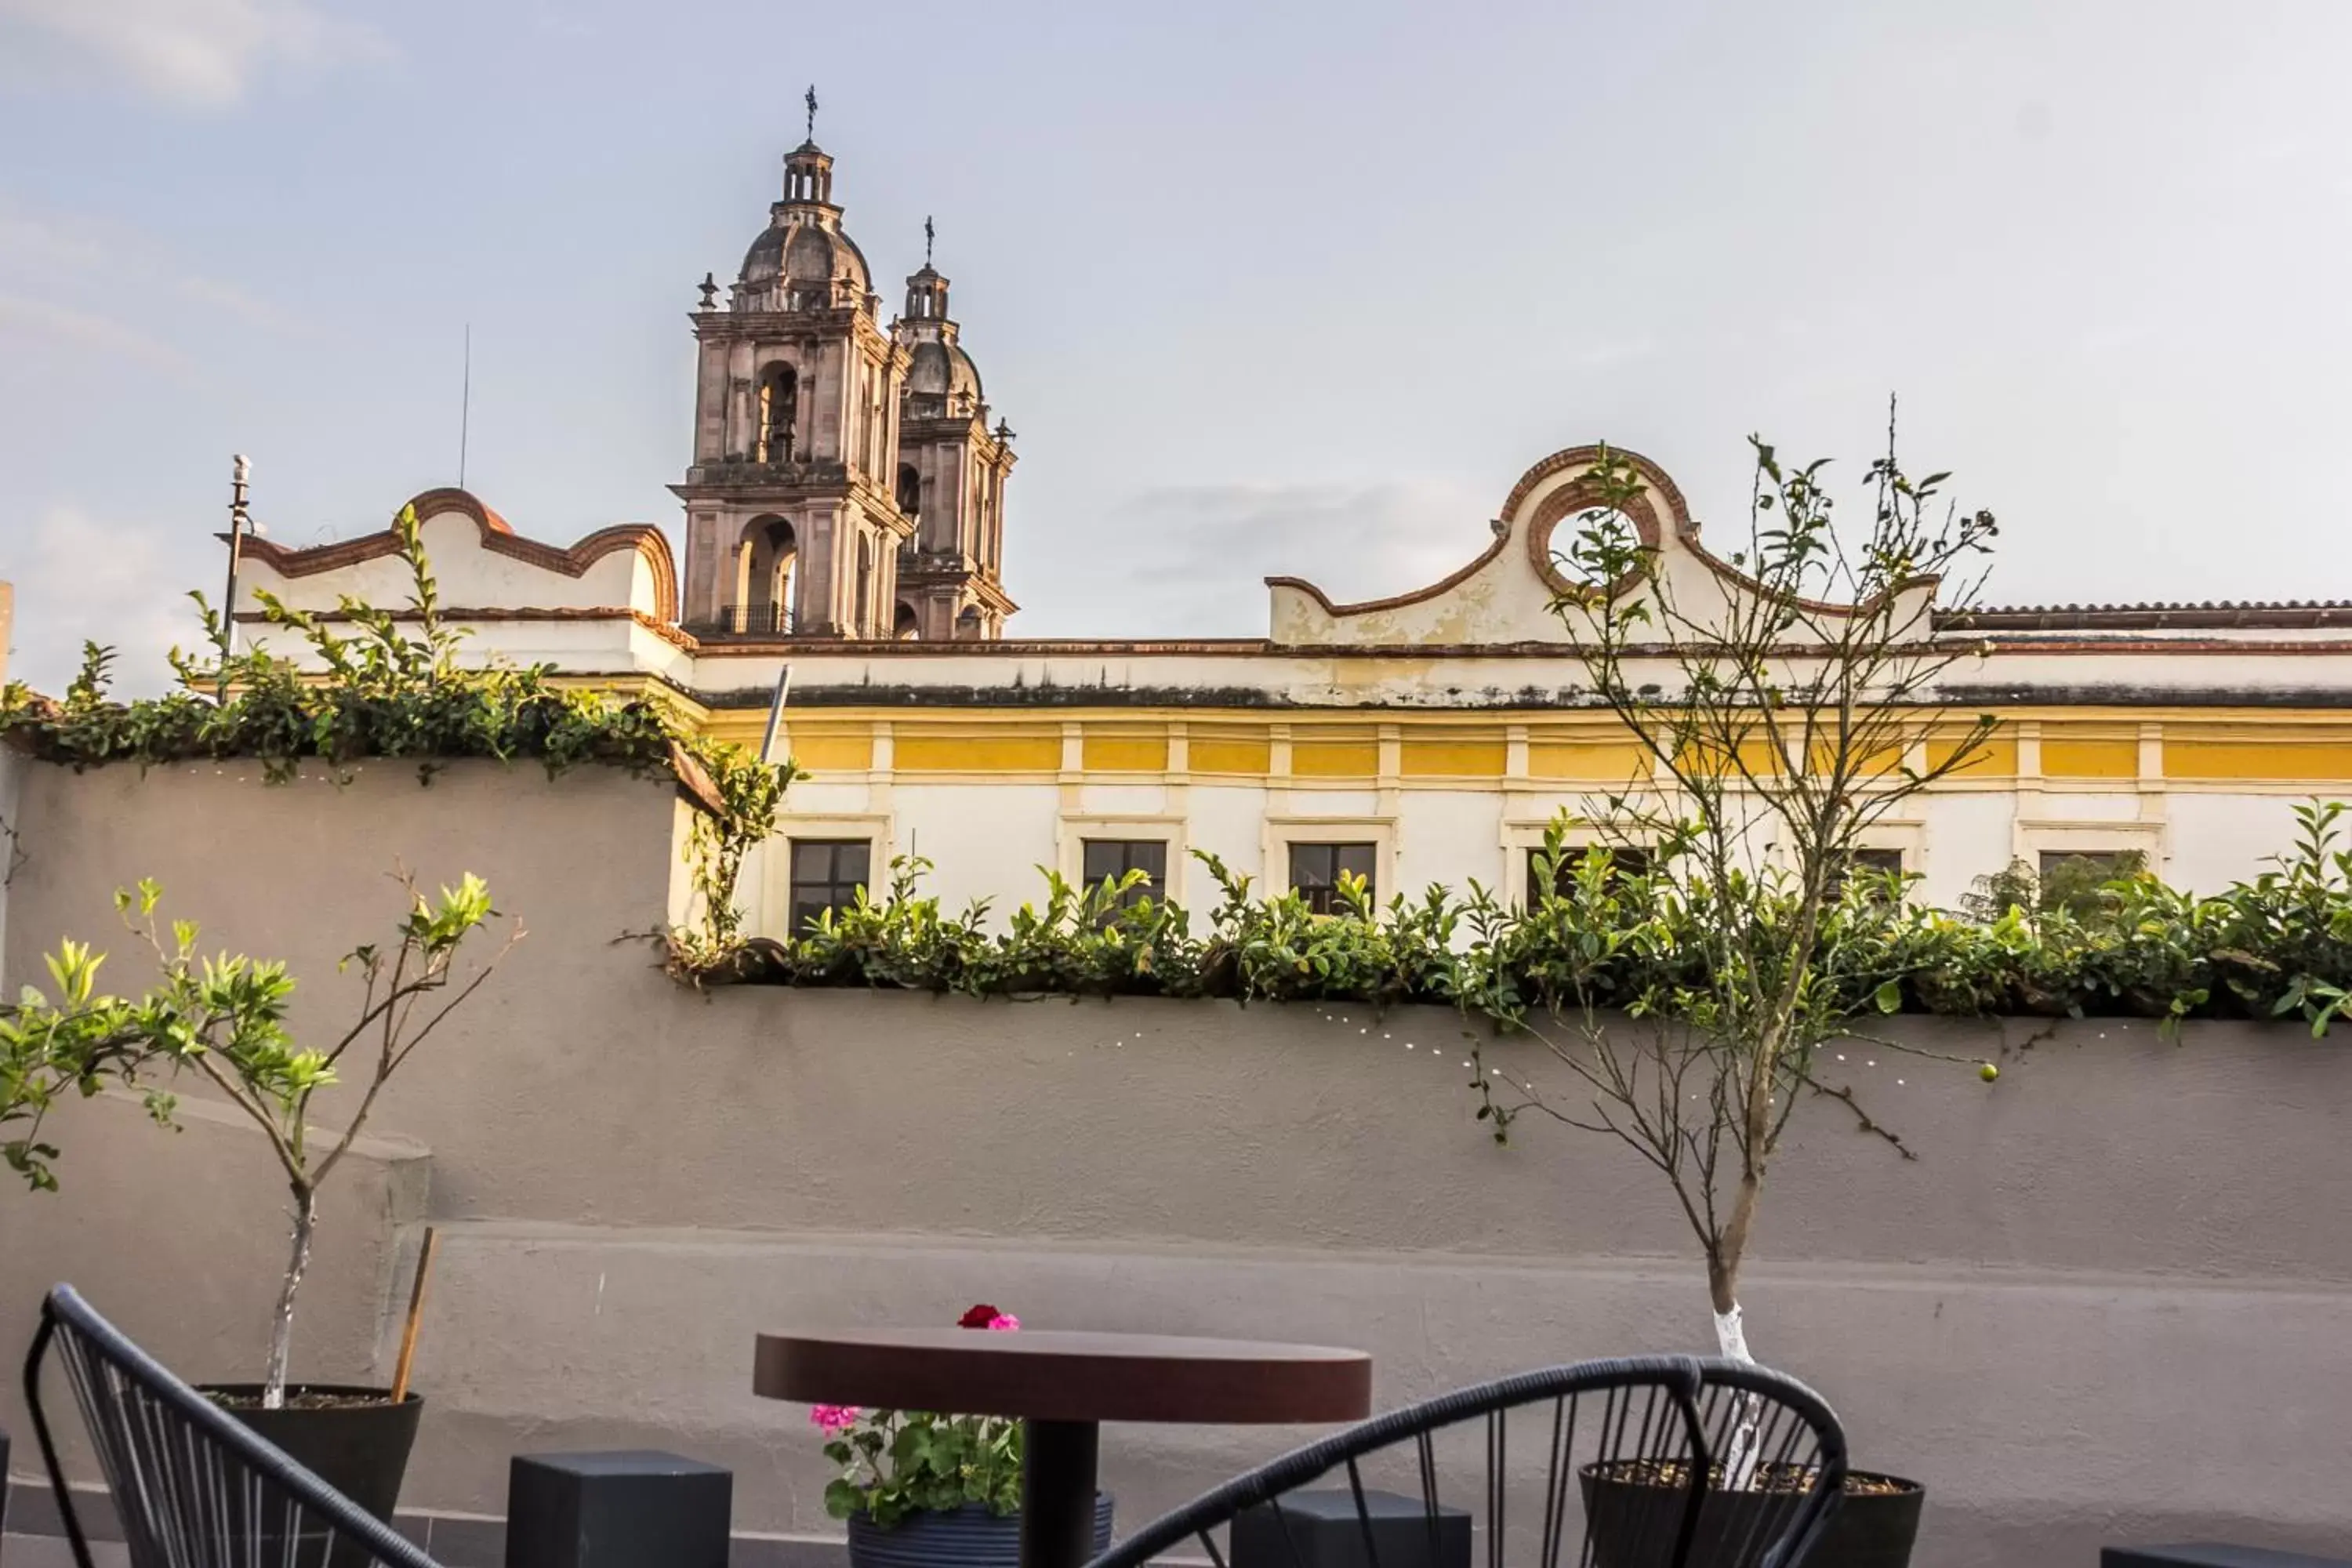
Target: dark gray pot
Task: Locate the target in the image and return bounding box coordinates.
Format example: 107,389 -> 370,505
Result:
207,1385 -> 423,1568
848,1497 -> 1114,1568
1581,1465 -> 1924,1568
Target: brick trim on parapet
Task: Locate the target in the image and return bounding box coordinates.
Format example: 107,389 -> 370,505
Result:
229,604 -> 699,652
230,488 -> 680,626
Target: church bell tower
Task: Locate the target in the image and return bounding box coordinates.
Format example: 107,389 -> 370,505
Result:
890,220 -> 1019,640
674,90 -> 913,638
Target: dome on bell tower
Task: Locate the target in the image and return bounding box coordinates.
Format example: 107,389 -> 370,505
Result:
900,263 -> 983,416
733,135 -> 874,314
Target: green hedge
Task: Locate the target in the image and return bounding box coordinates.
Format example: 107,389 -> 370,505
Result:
695,811 -> 2352,1039
0,509 -> 792,946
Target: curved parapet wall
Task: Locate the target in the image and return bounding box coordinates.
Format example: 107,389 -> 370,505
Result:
231,488 -> 688,678
1266,443 -> 1938,649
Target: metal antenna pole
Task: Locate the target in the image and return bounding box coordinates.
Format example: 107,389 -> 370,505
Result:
218,454 -> 250,702
458,325 -> 472,489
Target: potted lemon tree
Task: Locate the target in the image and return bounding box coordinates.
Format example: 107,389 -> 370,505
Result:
9,870 -> 514,1533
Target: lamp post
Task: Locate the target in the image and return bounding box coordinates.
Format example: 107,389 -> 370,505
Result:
759,664 -> 793,766
218,454 -> 251,702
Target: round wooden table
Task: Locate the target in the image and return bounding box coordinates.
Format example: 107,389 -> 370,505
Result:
755,1327 -> 1373,1568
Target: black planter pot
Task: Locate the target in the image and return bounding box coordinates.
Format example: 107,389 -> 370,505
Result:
208,1384 -> 423,1568
1581,1464 -> 1923,1568
847,1497 -> 1115,1568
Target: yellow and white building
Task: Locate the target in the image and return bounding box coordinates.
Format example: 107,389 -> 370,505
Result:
237,441 -> 2352,936
231,137 -> 2352,935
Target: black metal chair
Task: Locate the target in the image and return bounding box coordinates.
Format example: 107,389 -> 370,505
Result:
23,1283 -> 441,1568
1083,1356 -> 1846,1568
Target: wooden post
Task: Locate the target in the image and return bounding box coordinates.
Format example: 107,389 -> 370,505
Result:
390,1226 -> 440,1403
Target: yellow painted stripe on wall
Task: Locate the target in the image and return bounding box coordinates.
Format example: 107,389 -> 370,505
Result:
2042,738 -> 2139,779
1189,729 -> 1272,775
786,724 -> 873,771
699,713 -> 768,749
1928,731 -> 2016,777
2166,739 -> 2352,780
1526,740 -> 1649,782
1083,732 -> 1169,771
1813,743 -> 1907,776
1401,739 -> 1508,778
895,728 -> 1062,771
1291,739 -> 1380,779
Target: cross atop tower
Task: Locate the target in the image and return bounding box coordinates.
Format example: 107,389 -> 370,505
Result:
924,215 -> 935,267
804,85 -> 818,142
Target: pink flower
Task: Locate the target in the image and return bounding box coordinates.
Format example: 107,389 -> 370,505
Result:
808,1404 -> 864,1436
986,1313 -> 1019,1332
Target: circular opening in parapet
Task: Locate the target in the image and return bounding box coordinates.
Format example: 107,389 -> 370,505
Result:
1544,506 -> 1643,587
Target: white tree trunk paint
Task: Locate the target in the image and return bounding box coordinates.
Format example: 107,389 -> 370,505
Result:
263,1190 -> 317,1410
1713,1304 -> 1754,1363
1714,1301 -> 1764,1490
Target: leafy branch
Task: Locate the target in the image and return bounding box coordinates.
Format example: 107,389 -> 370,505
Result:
0,506 -> 795,953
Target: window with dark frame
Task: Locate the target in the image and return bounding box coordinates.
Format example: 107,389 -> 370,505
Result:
789,839 -> 871,934
1080,838 -> 1168,909
1831,846 -> 1907,900
1526,844 -> 1652,902
1288,841 -> 1377,913
2037,849 -> 2143,880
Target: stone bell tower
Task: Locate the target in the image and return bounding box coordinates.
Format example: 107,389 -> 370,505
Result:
889,220 -> 1019,640
675,91 -> 912,638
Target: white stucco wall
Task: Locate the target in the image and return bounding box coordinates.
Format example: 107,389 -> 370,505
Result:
1913,793 -> 2016,908
1397,789 -> 1505,901
894,782 -> 1062,914
2166,793 -> 2310,891
757,772 -> 2332,939
1175,784 -> 1273,902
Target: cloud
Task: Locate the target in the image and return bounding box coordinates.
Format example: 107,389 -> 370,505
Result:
0,207 -> 110,271
0,198 -> 310,365
1,506 -> 212,696
0,0 -> 387,108
0,292 -> 197,376
1037,480 -> 1490,637
171,273 -> 307,336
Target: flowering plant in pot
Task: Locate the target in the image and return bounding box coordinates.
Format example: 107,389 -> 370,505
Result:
816,1305 -> 1112,1568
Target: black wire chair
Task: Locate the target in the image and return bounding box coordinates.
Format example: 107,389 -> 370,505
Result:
23,1283 -> 441,1568
1083,1356 -> 1846,1568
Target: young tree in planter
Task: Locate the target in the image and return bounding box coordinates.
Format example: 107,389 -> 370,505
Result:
13,872 -> 517,1409
2,941 -> 174,1191
1465,414 -> 1999,1386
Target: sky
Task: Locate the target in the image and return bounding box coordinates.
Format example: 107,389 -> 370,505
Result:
4,0 -> 2351,693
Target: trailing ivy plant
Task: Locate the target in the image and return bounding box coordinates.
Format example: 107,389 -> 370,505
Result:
0,506 -> 796,952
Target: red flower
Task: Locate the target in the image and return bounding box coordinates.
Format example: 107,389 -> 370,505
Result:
958,1304 -> 1001,1329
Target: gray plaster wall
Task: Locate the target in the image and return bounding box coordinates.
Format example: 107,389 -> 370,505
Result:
2,760 -> 2349,1568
